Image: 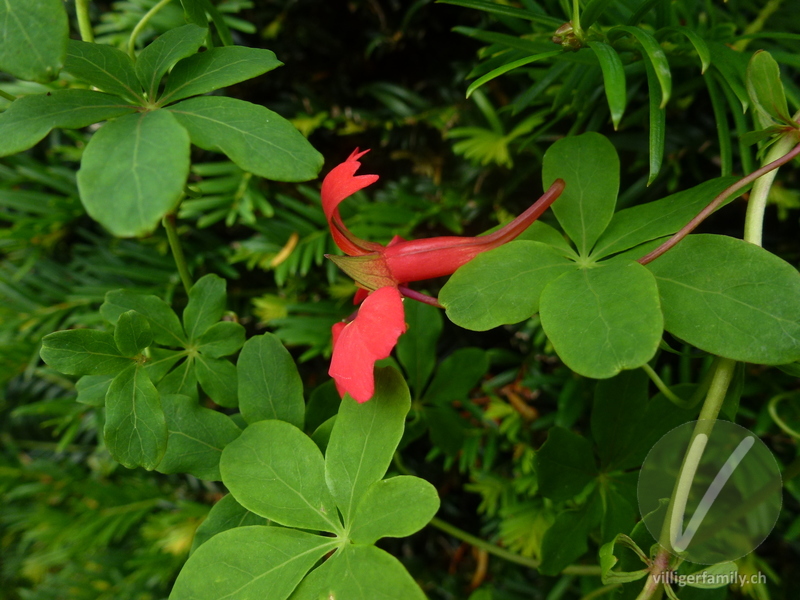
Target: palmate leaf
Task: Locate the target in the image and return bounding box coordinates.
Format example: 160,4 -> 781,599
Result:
179,367 -> 435,600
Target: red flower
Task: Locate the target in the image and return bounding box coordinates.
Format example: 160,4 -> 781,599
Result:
324,149 -> 564,403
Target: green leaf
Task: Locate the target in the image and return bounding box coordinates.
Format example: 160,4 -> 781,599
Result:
197,0 -> 233,46
220,420 -> 342,533
538,493 -> 602,575
77,110 -> 191,238
171,526 -> 335,600
190,494 -> 268,554
708,43 -> 749,113
183,274 -> 226,340
647,234 -> 800,364
75,374 -> 115,406
600,482 -> 637,544
684,562 -> 738,589
593,372 -> 699,471
114,310 -> 153,357
104,364 -> 167,470
516,220 -> 575,255
237,333 -> 305,427
0,0 -> 68,83
195,355 -> 238,407
656,26 -> 711,74
168,96 -> 323,182
644,56 -> 666,184
591,370 -> 648,468
102,290 -> 187,347
536,426 -> 598,502
149,352 -> 188,386
0,90 -> 137,157
350,476 -> 440,545
64,40 -> 143,103
179,0 -> 209,28
599,534 -> 650,584
157,394 -> 241,480
289,545 -> 427,600
747,50 -> 792,127
160,46 -> 282,104
465,50 -> 562,99
305,381 -> 341,434
610,26 -> 672,108
134,23 -> 208,99
196,321 -> 245,358
591,177 -> 738,260
396,300 -> 442,395
539,262 -> 663,378
423,347 -> 489,405
158,358 -> 198,399
542,133 -> 620,257
40,329 -> 132,376
441,241 -> 576,331
706,70 -> 734,177
588,41 -> 627,130
325,367 -> 410,525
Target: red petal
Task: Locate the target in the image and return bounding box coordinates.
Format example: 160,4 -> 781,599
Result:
353,288 -> 369,305
321,149 -> 381,255
329,286 -> 406,403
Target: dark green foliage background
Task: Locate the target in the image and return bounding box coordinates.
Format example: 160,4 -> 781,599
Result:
2,1 -> 800,599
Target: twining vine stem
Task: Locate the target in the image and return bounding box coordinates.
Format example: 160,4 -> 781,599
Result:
637,136 -> 800,265
163,214 -> 193,295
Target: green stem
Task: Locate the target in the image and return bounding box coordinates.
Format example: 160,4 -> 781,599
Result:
743,128 -> 800,246
768,392 -> 800,438
75,0 -> 95,43
163,214 -> 193,294
428,517 -> 601,576
641,364 -> 686,407
0,88 -> 17,102
636,358 -> 738,600
128,0 -> 173,59
572,0 -> 582,38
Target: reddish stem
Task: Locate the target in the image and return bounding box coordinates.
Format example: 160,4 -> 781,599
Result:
638,141 -> 800,266
399,285 -> 444,308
